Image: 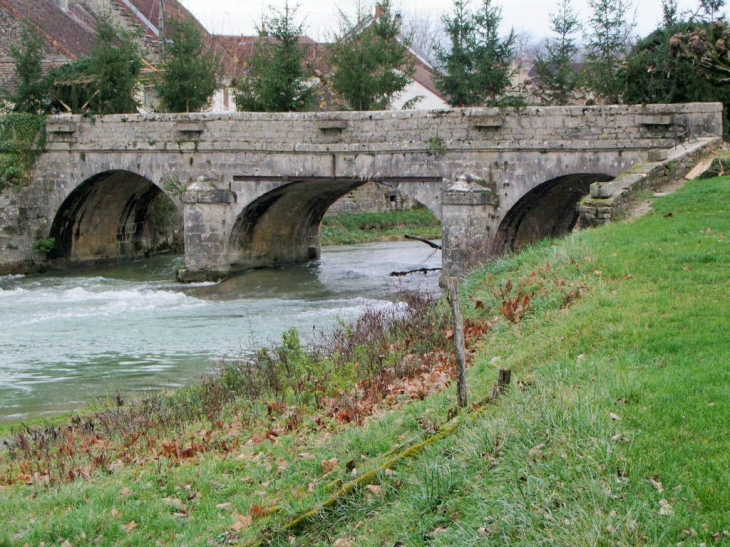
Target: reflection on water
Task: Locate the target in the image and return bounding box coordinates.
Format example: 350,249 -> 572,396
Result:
0,241 -> 441,422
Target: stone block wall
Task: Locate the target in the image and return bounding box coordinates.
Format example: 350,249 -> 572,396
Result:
40,103 -> 723,161
325,182 -> 418,215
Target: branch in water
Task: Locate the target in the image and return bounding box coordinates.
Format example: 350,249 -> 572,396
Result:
389,267 -> 442,277
404,234 -> 442,249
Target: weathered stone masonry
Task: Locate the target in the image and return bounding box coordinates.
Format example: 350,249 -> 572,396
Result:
0,103 -> 722,278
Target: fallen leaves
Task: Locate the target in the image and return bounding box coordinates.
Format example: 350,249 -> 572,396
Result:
321,458 -> 338,474
249,504 -> 271,519
231,512 -> 253,532
160,438 -> 205,460
658,499 -> 674,516
123,521 -> 138,533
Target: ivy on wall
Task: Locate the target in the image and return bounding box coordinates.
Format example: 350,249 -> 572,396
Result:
0,113 -> 46,191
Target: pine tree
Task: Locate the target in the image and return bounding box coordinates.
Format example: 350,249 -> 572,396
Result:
532,0 -> 581,105
329,0 -> 415,111
583,0 -> 635,104
46,19 -> 142,114
433,0 -> 478,107
10,25 -> 50,113
235,3 -> 313,112
157,18 -> 220,112
89,19 -> 142,114
434,0 -> 516,107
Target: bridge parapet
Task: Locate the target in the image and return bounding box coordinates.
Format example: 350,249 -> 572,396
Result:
43,103 -> 722,159
579,136 -> 720,227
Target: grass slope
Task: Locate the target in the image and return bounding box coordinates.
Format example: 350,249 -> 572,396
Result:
1,177 -> 729,546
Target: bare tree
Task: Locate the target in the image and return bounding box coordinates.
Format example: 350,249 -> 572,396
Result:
399,9 -> 447,65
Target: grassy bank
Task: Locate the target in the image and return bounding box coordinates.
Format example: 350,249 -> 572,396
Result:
1,177 -> 729,546
320,207 -> 441,245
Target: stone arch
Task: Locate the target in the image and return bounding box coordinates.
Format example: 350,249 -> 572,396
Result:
228,178 -> 368,270
48,170 -> 181,261
493,173 -> 613,255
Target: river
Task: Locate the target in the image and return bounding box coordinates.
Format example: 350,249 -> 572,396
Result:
0,241 -> 441,423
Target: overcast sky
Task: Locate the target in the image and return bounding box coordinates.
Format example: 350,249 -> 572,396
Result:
178,0 -> 711,42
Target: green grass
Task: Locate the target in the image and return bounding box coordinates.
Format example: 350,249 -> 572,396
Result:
2,177 -> 730,546
321,207 -> 441,245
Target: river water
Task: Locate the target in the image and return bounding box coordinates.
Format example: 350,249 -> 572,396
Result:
0,241 -> 441,423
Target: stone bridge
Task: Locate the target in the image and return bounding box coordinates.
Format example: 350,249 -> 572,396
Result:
0,103 -> 722,279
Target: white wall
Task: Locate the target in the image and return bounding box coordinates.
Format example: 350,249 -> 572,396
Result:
390,81 -> 447,110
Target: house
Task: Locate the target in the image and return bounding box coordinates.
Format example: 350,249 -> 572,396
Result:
210,6 -> 447,113
0,0 -> 226,112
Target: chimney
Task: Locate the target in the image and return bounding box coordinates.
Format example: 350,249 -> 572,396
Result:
57,0 -> 68,11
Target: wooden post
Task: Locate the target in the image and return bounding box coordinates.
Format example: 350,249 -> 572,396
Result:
446,277 -> 468,408
497,369 -> 511,394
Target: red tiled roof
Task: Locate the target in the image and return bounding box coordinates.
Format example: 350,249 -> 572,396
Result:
0,0 -> 98,59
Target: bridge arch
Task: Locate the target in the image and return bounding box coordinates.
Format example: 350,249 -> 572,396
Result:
493,173 -> 614,255
226,178 -> 442,271
48,169 -> 181,261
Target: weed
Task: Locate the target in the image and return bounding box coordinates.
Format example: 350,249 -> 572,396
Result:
427,135 -> 447,159
0,114 -> 46,191
163,176 -> 186,199
32,237 -> 55,253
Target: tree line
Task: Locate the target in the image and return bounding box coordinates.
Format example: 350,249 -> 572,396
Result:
6,0 -> 730,118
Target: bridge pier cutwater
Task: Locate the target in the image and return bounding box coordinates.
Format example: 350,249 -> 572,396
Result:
0,103 -> 722,278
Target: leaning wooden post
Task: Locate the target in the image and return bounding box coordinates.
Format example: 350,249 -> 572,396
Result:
446,277 -> 468,408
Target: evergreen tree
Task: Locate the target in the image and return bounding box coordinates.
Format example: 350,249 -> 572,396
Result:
628,17 -> 730,137
532,0 -> 581,105
434,0 -> 516,107
662,0 -> 680,27
47,20 -> 141,114
10,25 -> 50,113
89,19 -> 142,114
583,0 -> 635,104
157,18 -> 220,112
329,0 -> 415,111
235,3 -> 313,112
625,22 -> 730,104
433,0 -> 478,107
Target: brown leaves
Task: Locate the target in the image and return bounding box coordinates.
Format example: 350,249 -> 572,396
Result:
230,512 -> 253,532
501,291 -> 531,323
123,520 -> 138,533
321,458 -> 338,474
160,438 -> 205,460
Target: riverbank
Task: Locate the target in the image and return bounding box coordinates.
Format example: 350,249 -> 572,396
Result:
2,176 -> 729,546
321,207 -> 441,245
